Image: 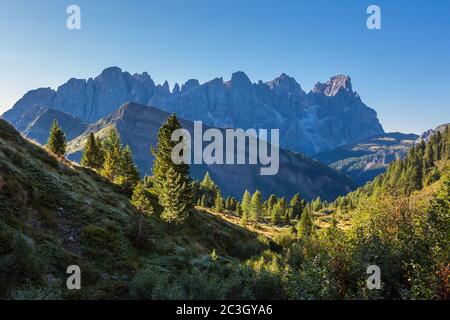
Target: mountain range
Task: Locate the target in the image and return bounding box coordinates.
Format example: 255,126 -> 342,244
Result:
2,67 -> 384,155
65,102 -> 356,200
3,66 -> 440,200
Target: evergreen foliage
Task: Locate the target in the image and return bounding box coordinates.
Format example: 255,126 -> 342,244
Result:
46,119 -> 66,156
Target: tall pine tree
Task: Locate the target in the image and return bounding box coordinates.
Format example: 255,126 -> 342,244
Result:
241,190 -> 252,217
47,119 -> 66,156
118,145 -> 141,193
152,114 -> 194,224
214,190 -> 224,213
81,133 -> 103,169
250,190 -> 263,222
100,129 -> 123,181
160,167 -> 192,225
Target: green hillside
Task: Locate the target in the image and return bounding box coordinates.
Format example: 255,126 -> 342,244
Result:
0,119 -> 269,299
1,119 -> 448,300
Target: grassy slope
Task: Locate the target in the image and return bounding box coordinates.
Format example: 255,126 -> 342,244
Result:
0,120 -> 269,299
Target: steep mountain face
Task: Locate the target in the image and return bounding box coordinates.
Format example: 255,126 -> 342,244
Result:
2,67 -> 384,155
14,105 -> 88,145
67,102 -> 356,201
314,132 -> 419,185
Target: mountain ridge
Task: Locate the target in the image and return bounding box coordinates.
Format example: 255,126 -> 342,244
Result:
66,102 -> 356,201
2,67 -> 384,155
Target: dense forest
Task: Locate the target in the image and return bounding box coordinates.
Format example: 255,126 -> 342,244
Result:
0,117 -> 448,299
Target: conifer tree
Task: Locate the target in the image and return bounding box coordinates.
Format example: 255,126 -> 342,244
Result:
236,202 -> 243,217
225,196 -> 231,210
81,133 -> 102,169
266,194 -> 277,215
199,172 -> 218,208
271,203 -> 282,225
100,128 -> 123,181
240,210 -> 247,225
131,181 -> 154,216
277,197 -> 287,217
214,190 -> 224,213
151,114 -> 190,191
241,190 -> 252,217
151,114 -> 194,223
290,193 -> 304,220
47,119 -> 66,156
118,145 -> 141,193
160,167 -> 192,225
95,136 -> 105,166
100,151 -> 116,181
297,209 -> 313,238
250,190 -> 263,222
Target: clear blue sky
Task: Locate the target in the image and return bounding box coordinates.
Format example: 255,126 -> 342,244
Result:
0,0 -> 449,134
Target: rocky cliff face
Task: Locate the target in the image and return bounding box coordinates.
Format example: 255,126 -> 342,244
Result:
67,102 -> 356,200
2,67 -> 384,155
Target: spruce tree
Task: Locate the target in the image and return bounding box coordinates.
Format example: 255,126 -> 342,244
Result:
225,196 -> 231,210
271,203 -> 281,225
241,190 -> 251,217
214,190 -> 224,213
151,114 -> 190,191
277,197 -> 287,217
118,145 -> 141,193
290,194 -> 304,220
297,209 -> 314,238
200,172 -> 218,208
266,194 -> 277,215
47,119 -> 66,156
81,133 -> 102,169
240,210 -> 248,225
236,202 -> 243,217
131,181 -> 154,216
160,167 -> 192,225
250,190 -> 263,222
95,136 -> 105,166
100,129 -> 123,181
151,114 -> 194,223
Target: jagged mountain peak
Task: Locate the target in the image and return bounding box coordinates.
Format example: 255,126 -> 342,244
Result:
97,66 -> 124,77
181,79 -> 201,93
266,73 -> 305,95
228,71 -> 252,88
2,68 -> 384,155
313,74 -> 353,96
